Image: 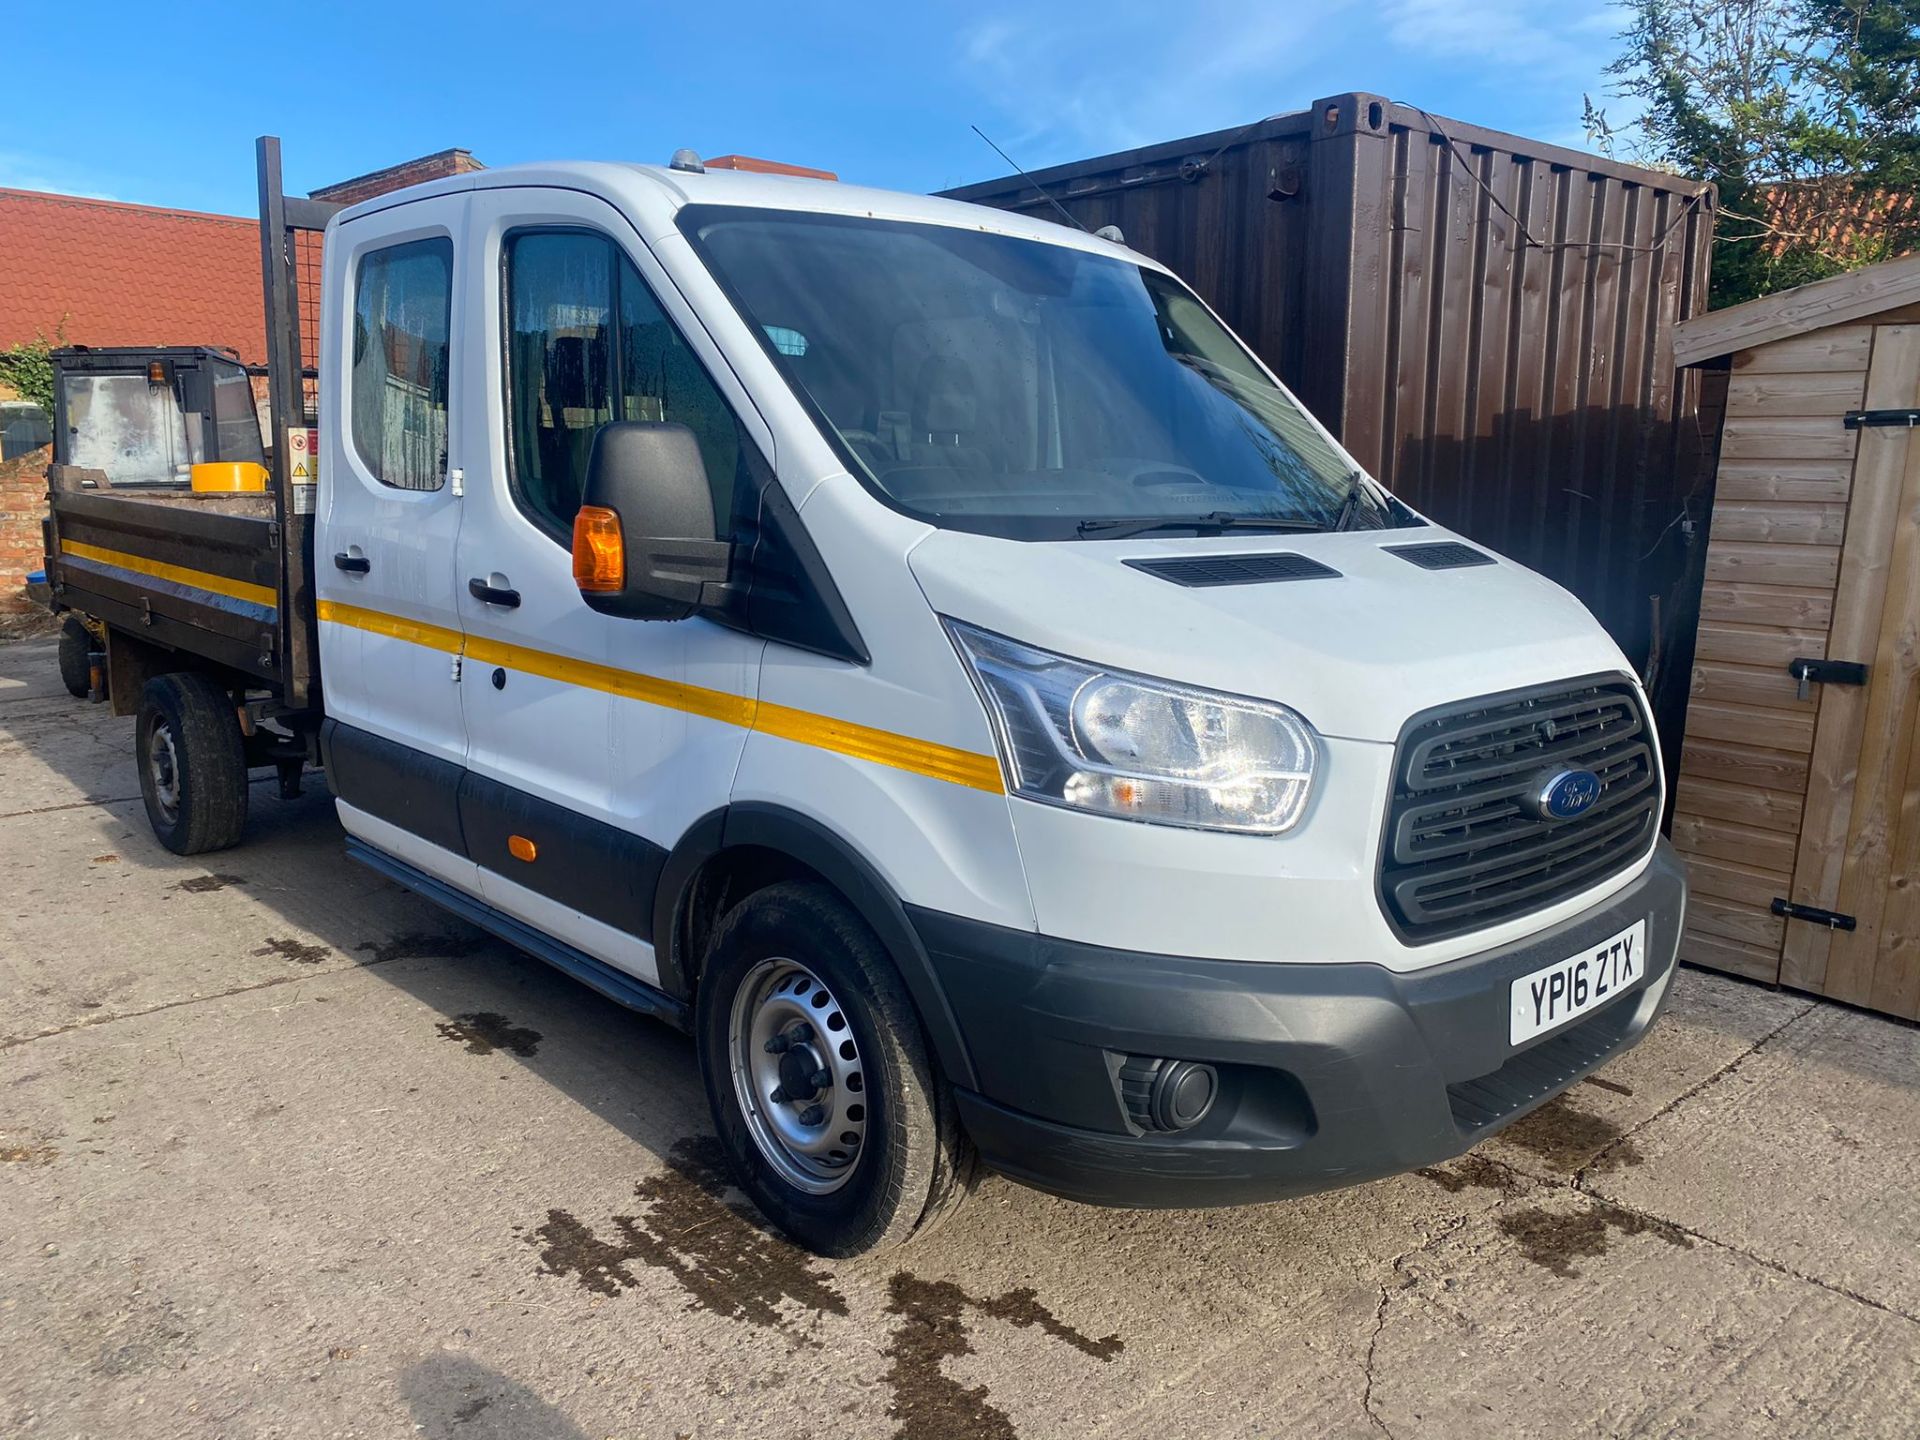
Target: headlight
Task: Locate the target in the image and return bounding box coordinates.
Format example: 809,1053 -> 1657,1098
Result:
945,620 -> 1317,834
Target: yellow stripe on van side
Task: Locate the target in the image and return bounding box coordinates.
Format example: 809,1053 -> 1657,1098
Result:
316,598 -> 463,654
315,598 -> 1005,793
754,699 -> 1007,792
62,539 -> 278,610
461,635 -> 758,728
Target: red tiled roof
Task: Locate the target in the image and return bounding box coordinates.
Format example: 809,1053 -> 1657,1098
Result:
0,189 -> 265,363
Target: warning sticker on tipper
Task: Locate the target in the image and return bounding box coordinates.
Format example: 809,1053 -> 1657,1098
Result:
288,427 -> 318,514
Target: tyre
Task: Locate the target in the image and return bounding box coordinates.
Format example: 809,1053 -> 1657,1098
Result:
696,880 -> 975,1257
135,672 -> 249,855
58,617 -> 93,700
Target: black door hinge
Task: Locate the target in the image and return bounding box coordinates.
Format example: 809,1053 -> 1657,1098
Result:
1844,409 -> 1920,429
1771,898 -> 1857,931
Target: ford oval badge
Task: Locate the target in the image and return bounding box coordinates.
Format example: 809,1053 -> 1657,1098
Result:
1536,768 -> 1602,820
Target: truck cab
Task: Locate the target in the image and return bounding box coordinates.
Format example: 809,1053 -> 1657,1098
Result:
53,151 -> 1685,1256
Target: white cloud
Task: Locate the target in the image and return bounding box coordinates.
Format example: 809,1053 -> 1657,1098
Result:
948,0 -> 1641,176
1380,0 -> 1616,74
952,2 -> 1352,162
0,150 -> 122,201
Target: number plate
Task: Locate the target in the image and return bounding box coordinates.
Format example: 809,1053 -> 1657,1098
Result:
1509,920 -> 1647,1046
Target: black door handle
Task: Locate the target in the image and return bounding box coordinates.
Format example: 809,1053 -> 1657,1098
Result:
468,577 -> 521,608
332,552 -> 370,574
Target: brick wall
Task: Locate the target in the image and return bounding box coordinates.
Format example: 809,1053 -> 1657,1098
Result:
0,446 -> 49,616
310,149 -> 484,207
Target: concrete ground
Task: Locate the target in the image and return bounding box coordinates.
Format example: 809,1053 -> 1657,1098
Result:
2,636 -> 1916,1440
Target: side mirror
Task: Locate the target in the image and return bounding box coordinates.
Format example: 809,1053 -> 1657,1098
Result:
572,421 -> 730,620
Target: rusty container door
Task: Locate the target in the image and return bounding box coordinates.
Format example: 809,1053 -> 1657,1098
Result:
1779,324 -> 1920,1019
942,95 -> 1716,761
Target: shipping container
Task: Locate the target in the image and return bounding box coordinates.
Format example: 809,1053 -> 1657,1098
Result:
943,92 -> 1717,762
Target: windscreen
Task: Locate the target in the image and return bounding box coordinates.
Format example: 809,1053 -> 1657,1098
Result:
681,205 -> 1408,540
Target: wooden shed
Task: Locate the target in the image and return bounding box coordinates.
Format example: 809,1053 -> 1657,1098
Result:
1671,254 -> 1920,1019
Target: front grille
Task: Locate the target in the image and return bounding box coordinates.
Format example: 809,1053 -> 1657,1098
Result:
1380,677 -> 1659,941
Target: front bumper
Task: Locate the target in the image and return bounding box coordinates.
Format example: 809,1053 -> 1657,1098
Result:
909,840 -> 1685,1207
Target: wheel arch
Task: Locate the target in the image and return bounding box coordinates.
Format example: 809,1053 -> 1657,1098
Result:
653,802 -> 978,1091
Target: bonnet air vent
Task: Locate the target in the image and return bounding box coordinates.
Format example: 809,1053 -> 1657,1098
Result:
1124,553 -> 1341,587
1385,542 -> 1497,571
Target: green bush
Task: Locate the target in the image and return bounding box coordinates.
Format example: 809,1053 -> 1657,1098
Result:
0,336 -> 55,414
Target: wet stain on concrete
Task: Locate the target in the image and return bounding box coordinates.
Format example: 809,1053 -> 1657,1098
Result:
1417,1153 -> 1528,1196
1498,1094 -> 1642,1175
1581,1074 -> 1634,1097
530,1136 -> 847,1336
176,873 -> 244,893
882,1271 -> 1123,1440
357,932 -> 489,965
1498,1200 -> 1693,1278
437,1013 -> 542,1058
253,936 -> 331,965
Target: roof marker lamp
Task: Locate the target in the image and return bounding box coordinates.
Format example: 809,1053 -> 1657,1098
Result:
945,620 -> 1317,834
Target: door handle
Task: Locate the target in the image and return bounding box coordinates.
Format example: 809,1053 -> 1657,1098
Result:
333,552 -> 371,574
468,576 -> 521,609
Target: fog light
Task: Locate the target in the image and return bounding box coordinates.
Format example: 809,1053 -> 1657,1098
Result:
1119,1056 -> 1218,1133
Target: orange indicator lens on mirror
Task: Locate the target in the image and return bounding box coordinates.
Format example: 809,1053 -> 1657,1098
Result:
572,506 -> 624,592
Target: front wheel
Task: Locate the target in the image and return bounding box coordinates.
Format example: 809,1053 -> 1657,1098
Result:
135,672 -> 249,855
695,881 -> 974,1256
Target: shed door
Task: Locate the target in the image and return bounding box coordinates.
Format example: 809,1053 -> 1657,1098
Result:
1781,323 -> 1920,1019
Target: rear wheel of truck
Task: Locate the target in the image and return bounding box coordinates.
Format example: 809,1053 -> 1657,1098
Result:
136,673 -> 249,855
696,880 -> 975,1257
57,617 -> 93,700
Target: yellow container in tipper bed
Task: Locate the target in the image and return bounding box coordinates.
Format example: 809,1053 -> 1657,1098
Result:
190,462 -> 270,494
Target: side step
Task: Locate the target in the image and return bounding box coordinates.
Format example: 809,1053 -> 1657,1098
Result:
345,836 -> 691,1032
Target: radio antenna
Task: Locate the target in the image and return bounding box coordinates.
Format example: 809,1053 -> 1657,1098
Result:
969,124 -> 1087,233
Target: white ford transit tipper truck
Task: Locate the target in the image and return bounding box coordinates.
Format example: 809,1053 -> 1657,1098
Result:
43,139 -> 1684,1256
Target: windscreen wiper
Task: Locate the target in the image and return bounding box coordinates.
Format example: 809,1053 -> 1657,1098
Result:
1076,511 -> 1327,540
1330,472 -> 1371,533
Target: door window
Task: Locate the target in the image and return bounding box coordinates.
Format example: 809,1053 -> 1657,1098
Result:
350,237 -> 453,491
504,229 -> 743,541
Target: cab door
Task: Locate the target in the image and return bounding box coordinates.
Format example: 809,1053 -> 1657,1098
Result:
316,199 -> 475,890
452,187 -> 765,978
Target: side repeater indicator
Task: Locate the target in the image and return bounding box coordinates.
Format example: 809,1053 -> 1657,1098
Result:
572,505 -> 625,593
508,835 -> 538,863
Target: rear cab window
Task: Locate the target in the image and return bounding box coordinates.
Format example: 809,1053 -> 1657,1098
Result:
349,237 -> 454,491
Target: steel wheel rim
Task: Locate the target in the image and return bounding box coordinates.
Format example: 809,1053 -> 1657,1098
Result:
147,721 -> 181,825
727,957 -> 868,1195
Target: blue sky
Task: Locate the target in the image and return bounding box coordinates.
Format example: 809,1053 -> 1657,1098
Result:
9,1 -> 1632,216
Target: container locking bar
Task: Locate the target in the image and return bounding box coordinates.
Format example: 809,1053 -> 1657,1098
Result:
1788,656 -> 1868,701
1771,899 -> 1858,932
1844,408 -> 1920,429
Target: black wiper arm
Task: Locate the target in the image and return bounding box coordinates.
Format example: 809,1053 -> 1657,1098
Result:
1330,472 -> 1371,533
1076,511 -> 1325,540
